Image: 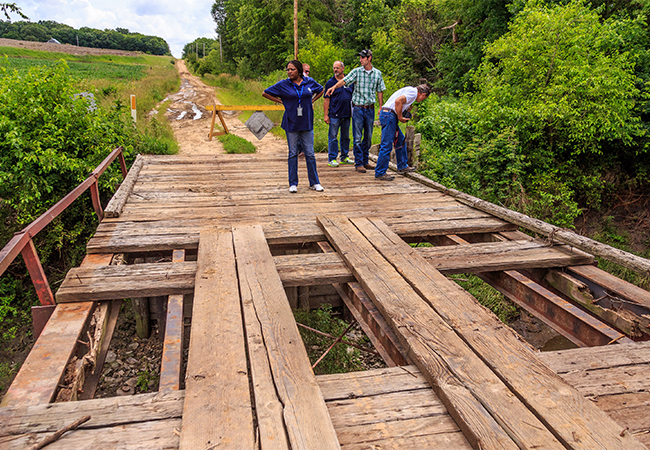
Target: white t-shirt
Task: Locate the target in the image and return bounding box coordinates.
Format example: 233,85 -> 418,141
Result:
383,87 -> 418,114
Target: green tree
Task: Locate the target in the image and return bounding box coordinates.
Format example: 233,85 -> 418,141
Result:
471,0 -> 643,157
0,2 -> 28,21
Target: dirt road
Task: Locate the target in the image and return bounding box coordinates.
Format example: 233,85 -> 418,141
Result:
163,60 -> 287,155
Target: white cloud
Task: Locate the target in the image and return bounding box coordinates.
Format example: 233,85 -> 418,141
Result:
18,0 -> 217,57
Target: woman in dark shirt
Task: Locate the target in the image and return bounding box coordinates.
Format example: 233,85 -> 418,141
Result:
263,60 -> 324,193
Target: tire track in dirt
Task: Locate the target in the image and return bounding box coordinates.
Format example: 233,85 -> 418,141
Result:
163,60 -> 287,156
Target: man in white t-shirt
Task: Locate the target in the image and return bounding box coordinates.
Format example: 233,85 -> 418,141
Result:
375,84 -> 431,180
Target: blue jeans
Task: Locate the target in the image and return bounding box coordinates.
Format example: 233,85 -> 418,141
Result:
352,106 -> 375,167
327,117 -> 350,162
286,130 -> 320,187
376,110 -> 407,177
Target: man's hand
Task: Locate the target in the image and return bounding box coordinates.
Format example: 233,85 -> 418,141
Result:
398,116 -> 410,123
324,114 -> 330,124
325,86 -> 336,97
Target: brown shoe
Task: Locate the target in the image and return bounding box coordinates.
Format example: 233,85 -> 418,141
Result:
376,174 -> 395,181
397,166 -> 416,174
364,164 -> 375,170
355,166 -> 367,173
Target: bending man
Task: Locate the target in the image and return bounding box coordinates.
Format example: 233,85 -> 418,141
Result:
375,84 -> 431,181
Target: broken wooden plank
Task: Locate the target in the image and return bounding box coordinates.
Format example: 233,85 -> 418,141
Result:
543,269 -> 650,338
233,224 -> 340,450
159,249 -> 186,392
0,302 -> 94,407
318,215 -> 554,450
179,232 -> 254,450
56,261 -> 196,302
350,216 -> 643,449
568,264 -> 650,310
79,299 -> 121,400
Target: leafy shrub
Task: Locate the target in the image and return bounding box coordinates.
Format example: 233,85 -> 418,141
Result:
0,61 -> 176,339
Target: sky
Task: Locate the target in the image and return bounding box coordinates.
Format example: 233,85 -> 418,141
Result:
17,0 -> 218,58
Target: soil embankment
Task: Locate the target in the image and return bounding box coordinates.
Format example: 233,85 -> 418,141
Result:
0,38 -> 144,57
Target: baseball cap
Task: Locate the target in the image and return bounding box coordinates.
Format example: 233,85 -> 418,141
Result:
357,49 -> 372,58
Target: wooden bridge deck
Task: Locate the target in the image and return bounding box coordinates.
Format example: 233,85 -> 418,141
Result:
3,151 -> 650,449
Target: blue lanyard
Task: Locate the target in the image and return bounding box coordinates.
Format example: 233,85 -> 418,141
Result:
292,82 -> 304,106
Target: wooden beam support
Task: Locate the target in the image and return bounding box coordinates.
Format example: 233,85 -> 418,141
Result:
479,270 -> 633,347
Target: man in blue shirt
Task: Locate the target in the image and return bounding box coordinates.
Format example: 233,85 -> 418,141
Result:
323,61 -> 354,167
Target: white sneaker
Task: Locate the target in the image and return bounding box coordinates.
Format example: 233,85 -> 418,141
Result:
328,160 -> 339,167
310,184 -> 324,192
289,185 -> 297,193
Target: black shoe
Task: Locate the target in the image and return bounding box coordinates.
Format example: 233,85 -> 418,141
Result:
376,174 -> 394,181
397,166 -> 416,174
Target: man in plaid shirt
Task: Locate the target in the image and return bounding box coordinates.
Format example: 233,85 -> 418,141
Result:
325,49 -> 386,173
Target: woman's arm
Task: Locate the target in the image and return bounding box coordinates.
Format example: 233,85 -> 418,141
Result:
312,90 -> 324,103
262,92 -> 282,104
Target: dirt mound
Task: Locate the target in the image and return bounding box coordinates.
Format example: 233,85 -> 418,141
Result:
0,38 -> 147,57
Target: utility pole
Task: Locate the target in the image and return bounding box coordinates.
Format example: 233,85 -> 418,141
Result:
294,0 -> 298,59
203,43 -> 205,58
219,34 -> 223,62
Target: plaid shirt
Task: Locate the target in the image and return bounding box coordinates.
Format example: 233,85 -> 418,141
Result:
343,66 -> 386,106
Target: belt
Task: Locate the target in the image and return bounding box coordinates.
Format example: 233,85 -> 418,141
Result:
380,108 -> 395,114
354,103 -> 374,109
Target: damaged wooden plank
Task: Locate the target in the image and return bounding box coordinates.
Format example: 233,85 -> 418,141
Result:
350,216 -> 643,450
179,232 -> 254,449
56,261 -> 196,302
0,302 -> 94,407
568,264 -> 650,310
418,239 -> 593,273
233,224 -> 340,450
159,249 -> 186,392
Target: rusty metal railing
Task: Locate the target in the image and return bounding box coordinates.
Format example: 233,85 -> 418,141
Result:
0,146 -> 128,307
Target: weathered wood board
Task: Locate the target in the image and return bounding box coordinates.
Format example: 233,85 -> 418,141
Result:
233,224 -> 340,450
319,217 -> 642,448
58,239 -> 594,302
346,216 -> 642,449
318,215 -> 559,450
179,230 -> 254,449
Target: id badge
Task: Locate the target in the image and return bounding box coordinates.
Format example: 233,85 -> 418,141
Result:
297,105 -> 303,117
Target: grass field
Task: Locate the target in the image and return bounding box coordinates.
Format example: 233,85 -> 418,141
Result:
1,57 -> 146,80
